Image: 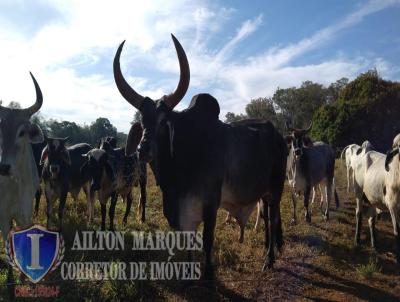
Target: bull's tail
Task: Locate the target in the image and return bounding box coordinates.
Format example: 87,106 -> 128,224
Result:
340,145 -> 349,164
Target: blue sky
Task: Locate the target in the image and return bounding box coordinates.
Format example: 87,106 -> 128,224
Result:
0,0 -> 399,133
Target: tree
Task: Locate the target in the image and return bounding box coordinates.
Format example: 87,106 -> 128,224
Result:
132,110 -> 141,124
326,77 -> 349,103
273,81 -> 327,129
224,112 -> 246,123
89,118 -> 118,145
311,70 -> 400,151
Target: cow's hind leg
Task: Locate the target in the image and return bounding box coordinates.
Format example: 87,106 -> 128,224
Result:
355,197 -> 363,246
34,187 -> 41,217
109,192 -> 118,231
367,207 -> 377,249
291,191 -> 297,225
388,206 -> 400,264
58,190 -> 68,232
123,191 -> 133,226
304,185 -> 311,223
139,174 -> 147,222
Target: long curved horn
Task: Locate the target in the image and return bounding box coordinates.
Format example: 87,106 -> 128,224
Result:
162,34 -> 190,109
113,41 -> 145,109
304,121 -> 313,132
24,72 -> 43,116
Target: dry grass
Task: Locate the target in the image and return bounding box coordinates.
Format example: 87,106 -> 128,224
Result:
0,160 -> 399,301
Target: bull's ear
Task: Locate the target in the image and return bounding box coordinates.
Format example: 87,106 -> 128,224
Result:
356,147 -> 362,155
125,122 -> 143,156
385,148 -> 399,171
40,145 -> 48,165
61,150 -> 72,166
28,123 -> 44,143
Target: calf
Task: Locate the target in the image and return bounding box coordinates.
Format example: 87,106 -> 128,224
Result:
82,124 -> 144,230
31,140 -> 46,215
286,123 -> 339,223
41,138 -> 92,230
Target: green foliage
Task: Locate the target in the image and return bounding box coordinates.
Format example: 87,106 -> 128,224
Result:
311,70 -> 400,150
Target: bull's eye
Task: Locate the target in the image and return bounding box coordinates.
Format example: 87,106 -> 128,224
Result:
19,130 -> 25,137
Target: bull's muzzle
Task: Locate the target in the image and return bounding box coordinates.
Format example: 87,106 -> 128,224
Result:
0,164 -> 11,176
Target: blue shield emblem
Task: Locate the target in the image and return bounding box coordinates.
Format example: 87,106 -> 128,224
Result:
10,225 -> 60,283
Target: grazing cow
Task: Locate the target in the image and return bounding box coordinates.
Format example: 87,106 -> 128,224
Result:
82,124 -> 144,230
114,35 -> 287,279
340,141 -> 374,194
286,123 -> 339,223
41,138 -> 92,230
353,134 -> 400,263
0,73 -> 44,239
32,141 -> 47,215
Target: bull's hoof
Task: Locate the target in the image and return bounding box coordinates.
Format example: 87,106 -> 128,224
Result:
203,265 -> 215,281
262,258 -> 274,271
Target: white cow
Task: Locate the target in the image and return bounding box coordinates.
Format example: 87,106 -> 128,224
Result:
353,135 -> 400,264
341,141 -> 374,194
0,73 -> 44,240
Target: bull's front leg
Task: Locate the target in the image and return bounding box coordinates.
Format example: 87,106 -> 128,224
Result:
203,204 -> 217,280
304,185 -> 311,223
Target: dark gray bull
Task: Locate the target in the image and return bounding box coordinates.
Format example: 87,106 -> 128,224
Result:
82,124 -> 144,230
114,35 -> 287,279
286,124 -> 339,223
41,138 -> 92,230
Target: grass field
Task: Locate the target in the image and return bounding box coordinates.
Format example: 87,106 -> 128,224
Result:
0,160 -> 399,301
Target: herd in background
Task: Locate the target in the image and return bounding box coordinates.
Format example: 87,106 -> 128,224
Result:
0,34 -> 399,281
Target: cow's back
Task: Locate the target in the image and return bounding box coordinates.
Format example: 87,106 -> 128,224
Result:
222,120 -> 287,206
303,142 -> 335,184
68,143 -> 92,187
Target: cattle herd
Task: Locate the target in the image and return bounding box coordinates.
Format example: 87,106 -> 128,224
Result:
0,34 -> 399,282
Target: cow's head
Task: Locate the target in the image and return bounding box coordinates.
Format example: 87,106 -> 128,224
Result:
385,133 -> 400,172
41,137 -> 71,179
81,149 -> 114,192
0,73 -> 44,177
113,34 -> 190,165
285,122 -> 313,158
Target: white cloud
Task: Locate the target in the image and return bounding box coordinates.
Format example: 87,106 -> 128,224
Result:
0,0 -> 398,133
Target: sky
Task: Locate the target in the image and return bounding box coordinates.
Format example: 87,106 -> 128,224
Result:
0,0 -> 399,133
